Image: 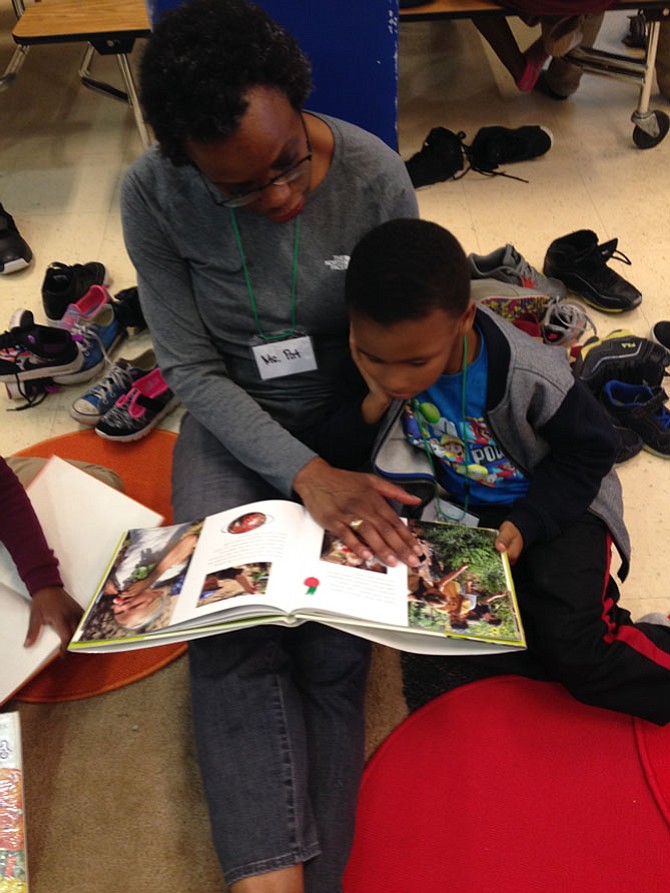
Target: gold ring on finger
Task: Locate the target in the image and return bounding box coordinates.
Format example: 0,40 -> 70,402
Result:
349,518 -> 365,531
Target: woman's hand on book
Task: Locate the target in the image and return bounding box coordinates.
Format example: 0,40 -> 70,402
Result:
293,457 -> 423,567
25,586 -> 83,655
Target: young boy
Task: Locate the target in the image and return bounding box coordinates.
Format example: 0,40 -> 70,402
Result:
343,217 -> 670,726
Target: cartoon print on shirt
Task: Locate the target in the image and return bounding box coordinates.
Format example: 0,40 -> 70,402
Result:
404,404 -> 525,489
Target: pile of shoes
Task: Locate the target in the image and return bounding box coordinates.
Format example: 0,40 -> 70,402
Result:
405,125 -> 553,188
0,260 -> 177,441
470,231 -> 642,316
466,237 -> 659,464
468,245 -> 596,351
573,330 -> 670,461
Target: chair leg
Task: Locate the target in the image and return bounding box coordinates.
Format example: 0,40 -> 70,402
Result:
1,0 -> 28,91
78,43 -> 126,101
115,53 -> 152,149
76,44 -> 152,148
631,17 -> 669,148
0,43 -> 29,92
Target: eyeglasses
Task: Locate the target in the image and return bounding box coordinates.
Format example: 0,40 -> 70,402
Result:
212,113 -> 312,208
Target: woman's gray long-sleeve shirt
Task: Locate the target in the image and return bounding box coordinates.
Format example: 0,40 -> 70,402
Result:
121,113 -> 418,495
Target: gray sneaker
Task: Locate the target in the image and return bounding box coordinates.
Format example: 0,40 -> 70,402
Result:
468,244 -> 567,300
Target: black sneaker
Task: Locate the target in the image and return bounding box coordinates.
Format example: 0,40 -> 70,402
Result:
110,286 -> 147,332
42,261 -> 107,325
0,310 -> 83,382
601,381 -> 670,458
0,204 -> 32,274
466,126 -> 553,174
650,321 -> 670,354
611,424 -> 644,463
405,127 -> 466,188
543,230 -> 642,313
573,331 -> 669,394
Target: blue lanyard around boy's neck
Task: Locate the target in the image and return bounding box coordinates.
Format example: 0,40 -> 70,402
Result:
228,207 -> 300,343
412,334 -> 471,520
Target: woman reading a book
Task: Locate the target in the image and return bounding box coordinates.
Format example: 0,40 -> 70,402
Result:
120,2 -> 421,891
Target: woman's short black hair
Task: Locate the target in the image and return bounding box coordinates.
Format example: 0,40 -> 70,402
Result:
140,0 -> 312,165
346,218 -> 471,324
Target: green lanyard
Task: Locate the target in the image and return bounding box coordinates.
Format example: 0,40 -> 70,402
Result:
412,334 -> 471,521
229,207 -> 301,343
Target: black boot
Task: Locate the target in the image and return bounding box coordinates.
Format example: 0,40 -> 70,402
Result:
543,229 -> 642,313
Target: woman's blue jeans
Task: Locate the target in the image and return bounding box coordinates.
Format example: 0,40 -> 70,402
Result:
173,413 -> 371,890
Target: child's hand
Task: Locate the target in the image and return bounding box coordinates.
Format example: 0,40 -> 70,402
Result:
25,586 -> 83,655
350,334 -> 392,424
494,521 -> 524,565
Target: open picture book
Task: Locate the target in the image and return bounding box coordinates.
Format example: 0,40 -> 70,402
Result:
69,499 -> 526,656
0,457 -> 163,705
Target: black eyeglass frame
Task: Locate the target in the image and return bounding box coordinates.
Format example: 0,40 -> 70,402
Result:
208,112 -> 313,208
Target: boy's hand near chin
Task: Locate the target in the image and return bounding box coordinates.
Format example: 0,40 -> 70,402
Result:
25,586 -> 83,655
494,521 -> 524,565
349,334 -> 393,424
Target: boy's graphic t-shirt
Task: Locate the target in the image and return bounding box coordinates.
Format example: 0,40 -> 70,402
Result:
402,333 -> 529,506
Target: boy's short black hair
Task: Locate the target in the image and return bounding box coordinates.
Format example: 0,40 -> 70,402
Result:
140,0 -> 312,165
346,219 -> 471,324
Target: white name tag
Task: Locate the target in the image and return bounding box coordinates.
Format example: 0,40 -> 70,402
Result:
252,335 -> 317,380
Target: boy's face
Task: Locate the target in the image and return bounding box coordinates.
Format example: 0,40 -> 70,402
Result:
350,305 -> 476,401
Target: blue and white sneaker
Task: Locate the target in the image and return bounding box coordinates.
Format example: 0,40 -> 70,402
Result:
54,304 -> 124,384
70,349 -> 157,425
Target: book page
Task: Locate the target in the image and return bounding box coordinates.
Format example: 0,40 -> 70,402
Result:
71,520 -> 201,645
399,519 -> 524,646
297,519 -> 524,647
171,501 -> 412,628
286,516 -> 410,627
170,499 -> 318,625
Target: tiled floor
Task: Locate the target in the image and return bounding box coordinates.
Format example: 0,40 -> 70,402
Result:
1,5 -> 669,618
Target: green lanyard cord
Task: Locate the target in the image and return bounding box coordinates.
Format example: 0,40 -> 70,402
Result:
229,207 -> 300,342
412,334 -> 470,521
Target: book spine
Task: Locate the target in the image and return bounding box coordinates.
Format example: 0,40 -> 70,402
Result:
0,712 -> 28,893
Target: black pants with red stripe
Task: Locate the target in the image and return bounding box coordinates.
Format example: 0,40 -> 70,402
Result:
406,510 -> 670,726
